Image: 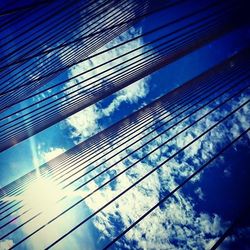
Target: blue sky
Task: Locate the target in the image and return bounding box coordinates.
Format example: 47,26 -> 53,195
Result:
0,1 -> 250,249
1,26 -> 249,185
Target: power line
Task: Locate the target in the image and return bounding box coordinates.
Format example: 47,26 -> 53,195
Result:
0,0 -> 242,111
1,63 -> 244,219
1,63 -> 249,246
0,2 -> 157,107
0,51 -> 248,215
0,7 -> 240,152
42,99 -> 250,249
103,128 -> 250,249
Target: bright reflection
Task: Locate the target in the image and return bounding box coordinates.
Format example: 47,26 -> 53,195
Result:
17,177 -> 73,249
0,140 -> 95,249
21,177 -> 65,215
0,148 -> 94,248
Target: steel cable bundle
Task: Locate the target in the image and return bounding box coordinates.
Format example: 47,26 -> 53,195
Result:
0,0 -> 169,110
0,50 -> 249,248
0,0 -> 249,248
0,0 -> 246,152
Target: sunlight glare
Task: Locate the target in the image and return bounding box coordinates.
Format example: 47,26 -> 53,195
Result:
21,177 -> 65,216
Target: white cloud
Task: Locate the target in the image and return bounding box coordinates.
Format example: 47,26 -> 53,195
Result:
64,26 -> 150,142
4,147 -> 95,250
65,104 -> 103,143
3,66 -> 249,249
102,78 -> 149,116
195,187 -> 205,200
41,147 -> 66,162
87,164 -> 225,249
81,91 -> 250,249
0,240 -> 14,250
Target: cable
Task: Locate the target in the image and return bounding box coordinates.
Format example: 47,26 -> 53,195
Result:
0,0 -> 232,104
0,0 -> 55,31
0,0 -> 116,88
0,0 -> 54,16
2,76 -> 249,244
0,10 -> 228,120
0,8 -> 238,151
0,0 -> 229,99
0,56 -> 240,206
0,2 -> 237,118
1,60 -> 245,218
43,99 -> 250,250
0,0 -> 181,71
0,0 -> 158,110
103,128 -> 250,249
9,93 -> 248,249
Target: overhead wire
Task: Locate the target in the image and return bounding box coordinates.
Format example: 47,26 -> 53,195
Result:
1,60 -> 241,207
103,128 -> 250,249
1,57 -> 249,245
11,89 -> 250,249
1,59 -> 246,217
0,0 -> 229,99
0,0 -> 248,246
0,0 -> 160,110
0,5 -> 240,151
